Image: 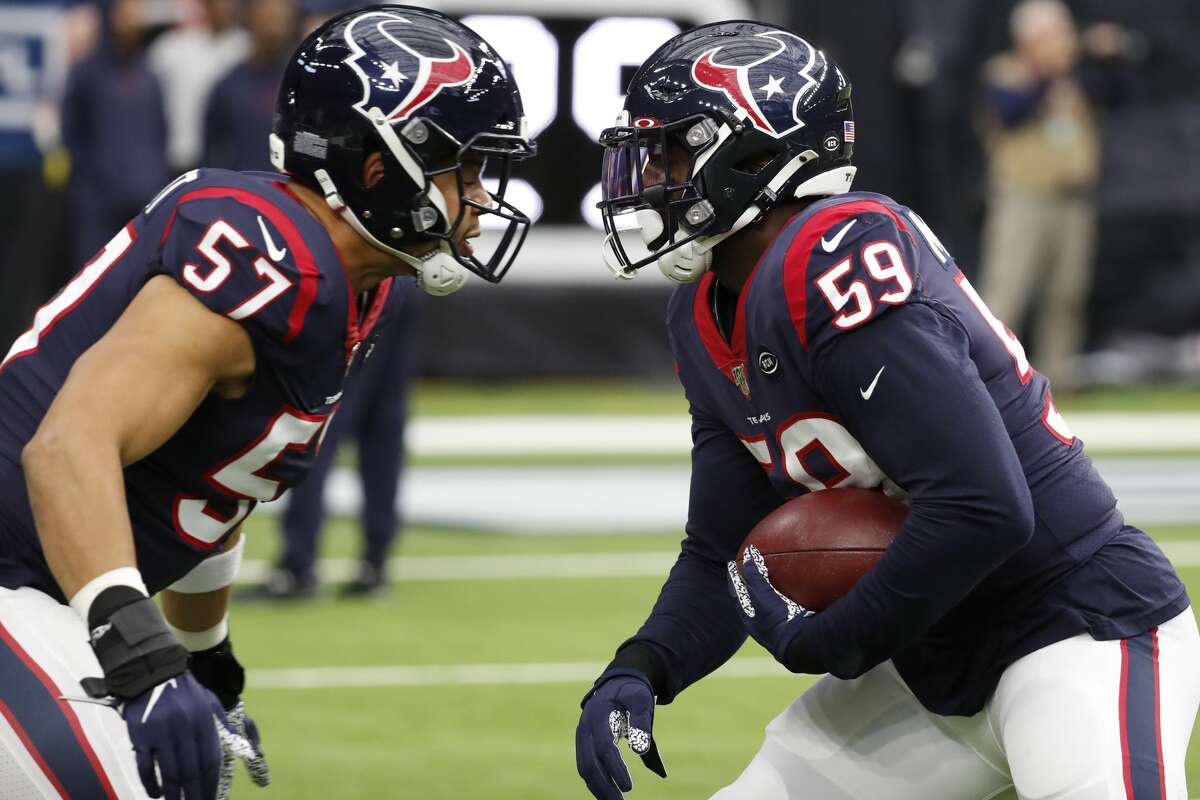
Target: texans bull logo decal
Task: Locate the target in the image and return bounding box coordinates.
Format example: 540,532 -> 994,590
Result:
691,30 -> 824,138
344,11 -> 475,123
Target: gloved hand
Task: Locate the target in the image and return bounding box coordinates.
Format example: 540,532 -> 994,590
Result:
215,701 -> 270,797
188,638 -> 270,796
121,672 -> 224,800
576,668 -> 667,800
84,586 -> 220,799
727,544 -> 814,665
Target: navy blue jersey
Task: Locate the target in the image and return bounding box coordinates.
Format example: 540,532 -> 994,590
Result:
623,192 -> 1187,716
0,169 -> 406,599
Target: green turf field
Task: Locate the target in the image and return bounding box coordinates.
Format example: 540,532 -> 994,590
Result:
225,518 -> 1200,799
218,380 -> 1200,797
409,380 -> 1200,417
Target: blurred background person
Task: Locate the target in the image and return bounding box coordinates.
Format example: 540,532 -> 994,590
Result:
0,0 -> 98,347
148,0 -> 247,173
245,281 -> 422,600
203,0 -> 298,171
227,0 -> 417,600
975,0 -> 1128,389
60,0 -> 167,268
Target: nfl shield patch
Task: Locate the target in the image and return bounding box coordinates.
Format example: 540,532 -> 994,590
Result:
732,363 -> 752,400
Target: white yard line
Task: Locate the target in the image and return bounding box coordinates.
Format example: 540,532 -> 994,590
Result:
238,540 -> 1200,585
407,413 -> 1200,456
237,552 -> 679,583
247,657 -> 789,690
253,458 -> 1200,532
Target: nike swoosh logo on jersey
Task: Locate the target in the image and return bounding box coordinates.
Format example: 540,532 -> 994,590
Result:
859,366 -> 885,399
141,678 -> 177,723
820,219 -> 857,253
257,216 -> 287,262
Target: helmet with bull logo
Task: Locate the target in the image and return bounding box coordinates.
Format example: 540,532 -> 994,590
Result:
598,20 -> 855,283
271,5 -> 535,295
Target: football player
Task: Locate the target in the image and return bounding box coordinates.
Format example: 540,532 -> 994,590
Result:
0,6 -> 534,798
576,21 -> 1198,800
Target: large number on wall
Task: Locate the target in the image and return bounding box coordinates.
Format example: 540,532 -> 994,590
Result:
455,15 -> 682,230
460,15 -> 558,138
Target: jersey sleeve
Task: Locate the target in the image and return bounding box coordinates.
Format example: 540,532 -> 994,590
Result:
159,195 -> 311,349
609,406 -> 784,703
783,200 -> 924,358
607,311 -> 785,701
781,302 -> 1036,681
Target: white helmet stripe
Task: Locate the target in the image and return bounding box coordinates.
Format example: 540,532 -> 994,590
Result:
365,107 -> 450,222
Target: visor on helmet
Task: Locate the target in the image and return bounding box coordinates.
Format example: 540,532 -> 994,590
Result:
598,114 -> 722,277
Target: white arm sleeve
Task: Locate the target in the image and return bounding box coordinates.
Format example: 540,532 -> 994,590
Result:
167,535 -> 245,594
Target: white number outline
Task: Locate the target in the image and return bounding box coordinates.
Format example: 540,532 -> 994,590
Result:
173,408 -> 329,547
182,218 -> 238,292
737,433 -> 775,471
903,215 -> 1067,442
814,256 -> 872,330
861,240 -> 913,304
181,218 -> 294,317
775,413 -> 887,492
954,273 -> 1032,385
2,224 -> 136,372
814,238 -> 913,331
1041,392 -> 1075,445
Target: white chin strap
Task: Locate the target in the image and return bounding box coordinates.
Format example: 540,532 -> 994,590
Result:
611,162 -> 859,285
312,168 -> 467,297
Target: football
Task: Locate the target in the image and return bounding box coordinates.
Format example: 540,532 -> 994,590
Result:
738,487 -> 909,612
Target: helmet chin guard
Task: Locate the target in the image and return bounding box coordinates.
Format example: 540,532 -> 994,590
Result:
602,161 -> 857,285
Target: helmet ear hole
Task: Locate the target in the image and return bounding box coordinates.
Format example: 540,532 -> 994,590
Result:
733,148 -> 780,176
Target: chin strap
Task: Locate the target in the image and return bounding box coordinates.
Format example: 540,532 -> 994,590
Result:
312,168 -> 467,297
648,163 -> 859,285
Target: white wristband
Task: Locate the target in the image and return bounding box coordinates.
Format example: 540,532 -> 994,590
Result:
167,536 -> 245,594
68,566 -> 148,624
166,617 -> 229,652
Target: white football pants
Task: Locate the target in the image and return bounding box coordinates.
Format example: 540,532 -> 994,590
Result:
713,607 -> 1200,800
0,586 -> 150,799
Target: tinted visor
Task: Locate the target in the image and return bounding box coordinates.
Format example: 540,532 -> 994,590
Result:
597,115 -> 718,274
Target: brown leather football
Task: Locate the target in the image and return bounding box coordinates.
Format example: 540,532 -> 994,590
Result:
738,487 -> 908,612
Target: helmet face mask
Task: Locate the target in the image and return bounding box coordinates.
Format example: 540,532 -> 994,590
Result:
271,5 -> 536,294
597,21 -> 857,284
599,114 -> 719,277
386,117 -> 534,284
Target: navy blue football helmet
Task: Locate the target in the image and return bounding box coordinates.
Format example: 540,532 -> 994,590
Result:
271,5 -> 535,295
599,21 -> 855,283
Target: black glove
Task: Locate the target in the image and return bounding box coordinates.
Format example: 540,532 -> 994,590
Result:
188,637 -> 270,796
576,668 -> 667,799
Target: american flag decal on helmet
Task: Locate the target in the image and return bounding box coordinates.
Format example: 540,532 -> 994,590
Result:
843,120 -> 855,143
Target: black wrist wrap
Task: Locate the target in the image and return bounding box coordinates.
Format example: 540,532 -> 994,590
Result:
188,637 -> 245,710
87,587 -> 189,701
582,641 -> 674,706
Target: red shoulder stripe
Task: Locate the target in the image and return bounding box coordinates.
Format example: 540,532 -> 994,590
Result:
782,199 -> 909,350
